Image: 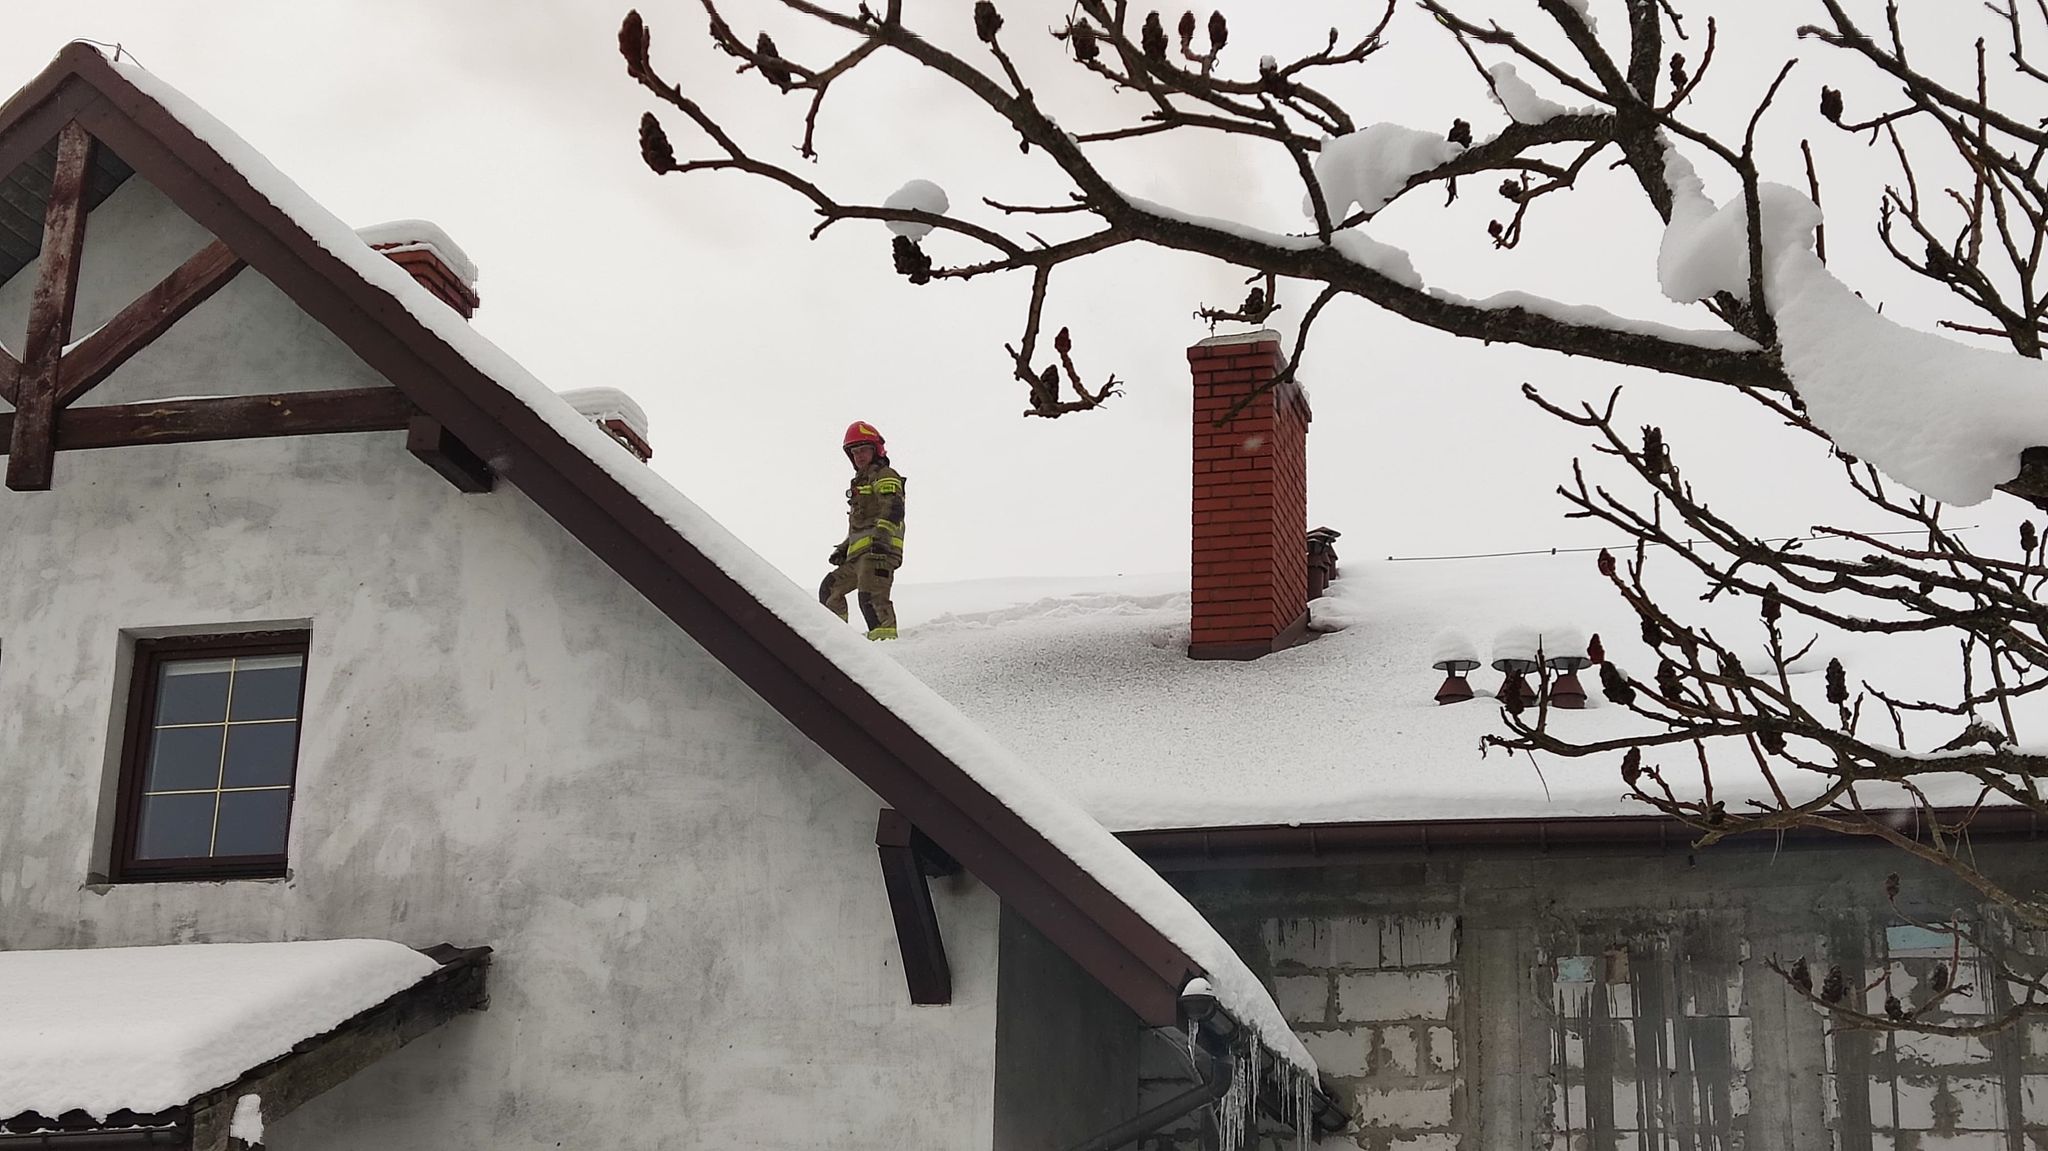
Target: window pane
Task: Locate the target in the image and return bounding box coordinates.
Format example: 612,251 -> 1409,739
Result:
136,792 -> 217,860
223,723 -> 298,788
228,657 -> 304,722
156,659 -> 232,725
146,726 -> 224,792
213,790 -> 290,857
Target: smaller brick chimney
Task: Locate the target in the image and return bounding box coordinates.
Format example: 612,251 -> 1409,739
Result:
1188,330 -> 1313,660
358,219 -> 481,318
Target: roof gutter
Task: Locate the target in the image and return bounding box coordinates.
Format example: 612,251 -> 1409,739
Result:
1121,807 -> 2047,871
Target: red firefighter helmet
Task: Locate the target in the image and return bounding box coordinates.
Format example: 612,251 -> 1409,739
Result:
842,421 -> 887,460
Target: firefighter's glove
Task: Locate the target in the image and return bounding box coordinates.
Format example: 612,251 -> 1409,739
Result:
828,544 -> 849,567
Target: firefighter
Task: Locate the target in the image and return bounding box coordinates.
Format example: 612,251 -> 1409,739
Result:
820,421 -> 905,640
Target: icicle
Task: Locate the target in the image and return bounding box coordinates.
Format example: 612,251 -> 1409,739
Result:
1188,1017 -> 1199,1066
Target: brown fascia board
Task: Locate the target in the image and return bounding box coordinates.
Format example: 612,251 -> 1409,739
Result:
0,45 -> 1196,1027
1121,807 -> 2048,871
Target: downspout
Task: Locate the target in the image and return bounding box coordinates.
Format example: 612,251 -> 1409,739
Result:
1063,1026 -> 1234,1151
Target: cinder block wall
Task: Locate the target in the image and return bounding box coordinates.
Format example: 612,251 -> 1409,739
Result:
1142,841 -> 2048,1151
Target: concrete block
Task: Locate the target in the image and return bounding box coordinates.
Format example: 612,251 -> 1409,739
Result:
1273,974 -> 1331,1025
1895,1030 -> 1994,1066
1380,1026 -> 1419,1076
1267,916 -> 1383,971
2022,1073 -> 2048,1124
1947,1075 -> 2005,1129
1389,1135 -> 1460,1151
1338,971 -> 1454,1022
1303,1028 -> 1372,1079
1355,1085 -> 1452,1129
1894,1076 -> 1938,1129
1426,1025 -> 1458,1073
1385,914 -> 1458,968
1914,1133 -> 2006,1151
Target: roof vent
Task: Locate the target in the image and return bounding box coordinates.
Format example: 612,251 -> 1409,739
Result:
561,387 -> 653,462
358,219 -> 480,318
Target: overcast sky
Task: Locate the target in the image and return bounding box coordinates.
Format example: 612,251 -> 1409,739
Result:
0,1 -> 2018,589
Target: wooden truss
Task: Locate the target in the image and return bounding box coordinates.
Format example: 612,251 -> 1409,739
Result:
0,119 -> 492,493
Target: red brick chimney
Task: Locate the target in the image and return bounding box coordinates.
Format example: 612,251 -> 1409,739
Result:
358,220 -> 480,319
1188,330 -> 1313,660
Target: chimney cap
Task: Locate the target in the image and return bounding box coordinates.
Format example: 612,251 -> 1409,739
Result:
1192,328 -> 1283,349
357,219 -> 479,289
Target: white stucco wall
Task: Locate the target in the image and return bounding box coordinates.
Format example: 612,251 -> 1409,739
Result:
0,178 -> 1001,1148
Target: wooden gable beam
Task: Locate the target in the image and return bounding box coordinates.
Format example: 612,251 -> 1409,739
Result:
0,347 -> 18,406
406,414 -> 495,492
0,387 -> 415,455
5,121 -> 92,491
57,238 -> 245,408
876,809 -> 962,1006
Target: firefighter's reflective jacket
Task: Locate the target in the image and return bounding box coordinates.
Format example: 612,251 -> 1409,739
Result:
843,462 -> 906,563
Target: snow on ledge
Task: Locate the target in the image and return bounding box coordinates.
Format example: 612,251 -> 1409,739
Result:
561,386 -> 651,443
0,939 -> 437,1121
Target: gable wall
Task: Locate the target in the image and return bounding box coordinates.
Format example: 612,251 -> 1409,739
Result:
0,198 -> 1001,1149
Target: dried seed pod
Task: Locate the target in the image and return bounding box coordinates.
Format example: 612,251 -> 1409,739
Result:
1069,21 -> 1100,61
1053,326 -> 1072,355
1620,747 -> 1642,786
756,33 -> 794,91
1642,425 -> 1665,471
619,10 -> 652,78
1640,617 -> 1661,647
1600,661 -> 1635,706
1761,585 -> 1782,623
1820,86 -> 1844,123
1208,10 -> 1228,50
638,112 -> 675,172
1178,10 -> 1196,49
1487,219 -> 1504,240
2023,521 -> 2038,554
1448,118 -> 1472,147
1821,965 -> 1846,1004
1826,658 -> 1848,705
1499,178 -> 1522,201
1587,634 -> 1606,664
1884,994 -> 1907,1021
1791,957 -> 1812,994
1141,11 -> 1168,60
1668,52 -> 1688,90
1656,659 -> 1684,701
891,235 -> 933,284
1758,727 -> 1786,755
1596,549 -> 1616,578
1719,651 -> 1745,678
974,0 -> 1003,42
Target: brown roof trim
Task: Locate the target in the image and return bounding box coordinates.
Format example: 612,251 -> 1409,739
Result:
0,45 -> 1196,1026
1121,807 -> 2048,871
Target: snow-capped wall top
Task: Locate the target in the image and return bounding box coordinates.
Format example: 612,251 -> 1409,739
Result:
561,386 -> 652,442
0,940 -> 437,1121
355,218 -> 478,287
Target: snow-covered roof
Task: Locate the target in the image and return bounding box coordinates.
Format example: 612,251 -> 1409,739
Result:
889,552 -> 2020,833
31,45 -> 1312,1075
0,940 -> 438,1121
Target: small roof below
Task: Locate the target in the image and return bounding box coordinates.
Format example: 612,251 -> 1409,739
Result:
0,939 -> 446,1124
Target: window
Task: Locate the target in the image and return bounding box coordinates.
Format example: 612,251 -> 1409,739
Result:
112,631 -> 309,881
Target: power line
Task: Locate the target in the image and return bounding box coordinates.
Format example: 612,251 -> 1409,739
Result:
1385,525 -> 1976,563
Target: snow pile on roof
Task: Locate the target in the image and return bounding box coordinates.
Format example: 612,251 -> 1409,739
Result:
0,940 -> 436,1120
890,555 -> 2025,833
1306,124 -> 1463,218
95,51 -> 1313,1076
355,219 -> 478,288
1654,145 -> 2048,505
